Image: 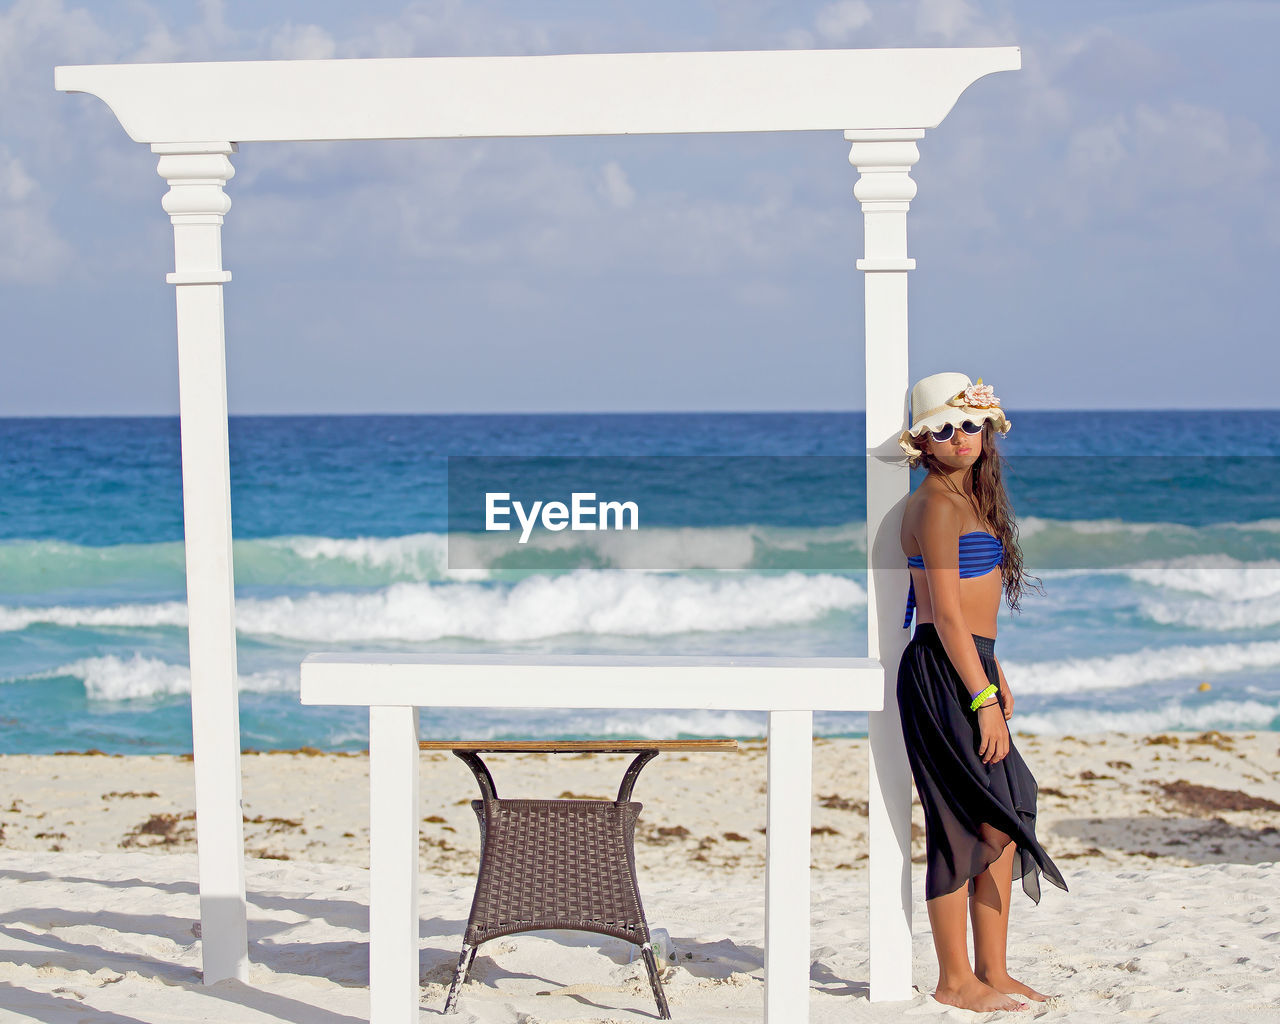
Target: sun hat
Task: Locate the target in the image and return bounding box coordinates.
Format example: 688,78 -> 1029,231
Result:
898,372 -> 1011,464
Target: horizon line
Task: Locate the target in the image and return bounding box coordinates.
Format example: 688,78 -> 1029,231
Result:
2,406 -> 1279,419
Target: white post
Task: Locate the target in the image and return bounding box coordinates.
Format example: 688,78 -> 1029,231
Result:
764,709 -> 812,1021
369,706 -> 421,1024
848,129 -> 922,1003
154,141 -> 247,985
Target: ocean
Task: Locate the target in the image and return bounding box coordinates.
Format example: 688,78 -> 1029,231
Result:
2,411 -> 1278,754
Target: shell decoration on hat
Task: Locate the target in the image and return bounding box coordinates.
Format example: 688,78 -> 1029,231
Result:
898,376 -> 1011,464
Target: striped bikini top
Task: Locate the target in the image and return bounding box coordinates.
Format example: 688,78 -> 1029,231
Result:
903,531 -> 1004,628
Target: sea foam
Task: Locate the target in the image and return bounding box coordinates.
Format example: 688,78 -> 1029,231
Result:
39,654 -> 295,701
1010,698 -> 1279,735
1003,638 -> 1280,695
230,571 -> 865,642
0,570 -> 865,642
0,601 -> 189,632
1122,554 -> 1280,600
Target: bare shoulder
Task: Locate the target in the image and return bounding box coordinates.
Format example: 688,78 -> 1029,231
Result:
902,481 -> 965,555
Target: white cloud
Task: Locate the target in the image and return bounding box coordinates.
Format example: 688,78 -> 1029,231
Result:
338,0 -> 554,59
0,204 -> 71,282
0,0 -> 115,94
0,145 -> 71,282
815,1 -> 873,42
1058,100 -> 1272,221
270,23 -> 337,61
1064,113 -> 1128,177
0,150 -> 36,203
600,161 -> 636,209
129,23 -> 182,63
914,0 -> 979,42
220,133 -> 841,288
196,0 -> 235,48
780,27 -> 816,49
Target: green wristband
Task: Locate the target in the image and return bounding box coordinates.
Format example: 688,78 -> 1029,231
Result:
969,683 -> 998,711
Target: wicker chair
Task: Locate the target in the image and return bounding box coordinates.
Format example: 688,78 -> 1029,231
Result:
443,751 -> 670,1018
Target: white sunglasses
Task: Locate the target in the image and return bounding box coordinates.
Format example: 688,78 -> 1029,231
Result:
929,419 -> 986,443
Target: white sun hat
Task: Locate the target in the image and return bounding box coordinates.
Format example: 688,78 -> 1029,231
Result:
898,371 -> 1011,464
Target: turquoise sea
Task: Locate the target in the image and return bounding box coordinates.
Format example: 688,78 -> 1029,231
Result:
2,410 -> 1278,753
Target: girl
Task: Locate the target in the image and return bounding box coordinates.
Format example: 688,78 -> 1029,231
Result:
896,372 -> 1067,1013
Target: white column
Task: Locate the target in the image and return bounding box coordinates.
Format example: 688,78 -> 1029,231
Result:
154,142 -> 247,985
847,129 -> 922,1003
369,706 -> 422,1024
764,709 -> 812,1021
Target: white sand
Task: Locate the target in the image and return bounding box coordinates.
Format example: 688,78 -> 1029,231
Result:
0,732 -> 1278,1022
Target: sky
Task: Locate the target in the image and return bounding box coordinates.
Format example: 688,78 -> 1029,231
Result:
1,0 -> 1278,415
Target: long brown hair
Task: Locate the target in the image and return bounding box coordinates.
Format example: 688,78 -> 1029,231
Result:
913,420 -> 1044,615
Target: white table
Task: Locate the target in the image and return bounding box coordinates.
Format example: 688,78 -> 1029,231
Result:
300,652 -> 885,1023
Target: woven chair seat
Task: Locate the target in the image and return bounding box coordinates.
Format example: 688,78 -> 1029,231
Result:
465,798 -> 647,946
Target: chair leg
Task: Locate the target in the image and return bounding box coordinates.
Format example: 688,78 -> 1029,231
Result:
639,941 -> 671,1020
443,943 -> 476,1014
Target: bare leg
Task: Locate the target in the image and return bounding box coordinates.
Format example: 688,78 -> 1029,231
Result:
971,825 -> 1050,1002
927,871 -> 1028,1013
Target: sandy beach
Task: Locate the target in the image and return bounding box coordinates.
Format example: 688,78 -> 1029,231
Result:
1,731 -> 1277,1021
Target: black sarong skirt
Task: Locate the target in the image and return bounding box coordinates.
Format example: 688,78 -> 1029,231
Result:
896,621 -> 1068,904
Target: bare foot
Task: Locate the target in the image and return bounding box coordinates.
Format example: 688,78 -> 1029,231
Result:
977,970 -> 1051,1001
934,977 -> 1029,1012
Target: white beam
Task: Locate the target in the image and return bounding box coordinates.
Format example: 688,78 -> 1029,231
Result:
300,653 -> 885,712
764,710 -> 814,1022
157,142 -> 249,985
849,130 -> 922,1002
369,706 -> 421,1024
55,48 -> 1019,143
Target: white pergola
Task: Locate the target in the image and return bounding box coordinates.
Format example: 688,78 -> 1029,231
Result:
56,47 -> 1020,1022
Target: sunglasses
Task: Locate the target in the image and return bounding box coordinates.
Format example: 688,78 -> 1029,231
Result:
930,419 -> 986,443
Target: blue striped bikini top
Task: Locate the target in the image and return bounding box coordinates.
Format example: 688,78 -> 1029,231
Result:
903,531 -> 1004,628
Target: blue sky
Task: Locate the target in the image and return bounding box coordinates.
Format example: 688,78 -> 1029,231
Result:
1,0 -> 1277,414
